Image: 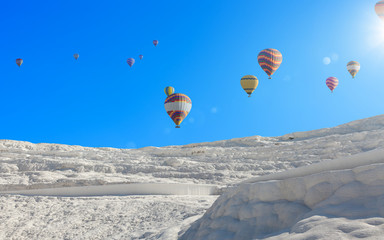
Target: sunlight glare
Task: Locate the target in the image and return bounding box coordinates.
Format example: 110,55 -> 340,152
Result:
367,21 -> 384,49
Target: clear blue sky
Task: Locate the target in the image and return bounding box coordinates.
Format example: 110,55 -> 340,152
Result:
2,0 -> 384,148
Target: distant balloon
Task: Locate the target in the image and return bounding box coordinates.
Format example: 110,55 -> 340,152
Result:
375,1 -> 384,21
240,75 -> 259,97
164,86 -> 175,96
257,48 -> 283,79
164,93 -> 192,128
326,77 -> 339,93
73,53 -> 79,60
153,40 -> 158,47
139,55 -> 143,60
16,58 -> 23,67
346,61 -> 360,78
127,58 -> 135,67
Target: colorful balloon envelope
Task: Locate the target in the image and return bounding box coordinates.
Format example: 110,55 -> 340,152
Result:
164,93 -> 192,128
127,58 -> 135,67
73,53 -> 79,60
164,86 -> 175,96
257,48 -> 282,79
375,1 -> 384,21
16,58 -> 23,67
326,77 -> 339,93
139,55 -> 143,60
240,75 -> 259,97
153,40 -> 159,47
346,61 -> 360,78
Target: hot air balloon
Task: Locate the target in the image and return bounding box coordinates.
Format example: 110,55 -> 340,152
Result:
240,75 -> 259,97
347,61 -> 360,78
164,86 -> 175,96
73,53 -> 79,60
257,48 -> 283,79
16,58 -> 23,67
139,55 -> 143,60
326,77 -> 339,93
153,40 -> 158,47
127,58 -> 135,67
375,1 -> 384,21
164,93 -> 192,128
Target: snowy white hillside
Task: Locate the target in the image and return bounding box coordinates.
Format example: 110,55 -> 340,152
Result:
1,114 -> 384,239
0,195 -> 218,240
1,114 -> 384,190
180,149 -> 384,240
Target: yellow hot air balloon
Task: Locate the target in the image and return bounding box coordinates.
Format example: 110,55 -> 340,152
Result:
240,75 -> 259,97
164,86 -> 175,96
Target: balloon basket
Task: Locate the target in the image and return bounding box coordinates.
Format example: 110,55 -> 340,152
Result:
268,76 -> 272,79
248,95 -> 251,97
175,126 -> 180,128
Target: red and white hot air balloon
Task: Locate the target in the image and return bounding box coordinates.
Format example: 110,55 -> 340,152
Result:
16,58 -> 23,67
326,77 -> 339,93
164,93 -> 192,128
375,1 -> 384,22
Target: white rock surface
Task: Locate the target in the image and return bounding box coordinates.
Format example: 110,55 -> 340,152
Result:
1,114 -> 384,239
180,152 -> 384,240
0,195 -> 217,240
1,115 -> 384,189
1,183 -> 219,196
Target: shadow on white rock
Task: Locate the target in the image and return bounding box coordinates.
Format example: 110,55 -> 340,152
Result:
180,150 -> 384,240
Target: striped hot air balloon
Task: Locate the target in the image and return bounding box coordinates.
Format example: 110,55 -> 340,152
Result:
347,61 -> 360,78
16,58 -> 23,67
139,55 -> 143,60
164,93 -> 192,128
164,86 -> 175,96
73,53 -> 79,60
153,40 -> 159,47
375,1 -> 384,21
257,48 -> 282,79
326,77 -> 339,93
240,75 -> 259,97
127,58 -> 135,67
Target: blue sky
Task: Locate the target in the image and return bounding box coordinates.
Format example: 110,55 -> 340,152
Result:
1,0 -> 384,148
